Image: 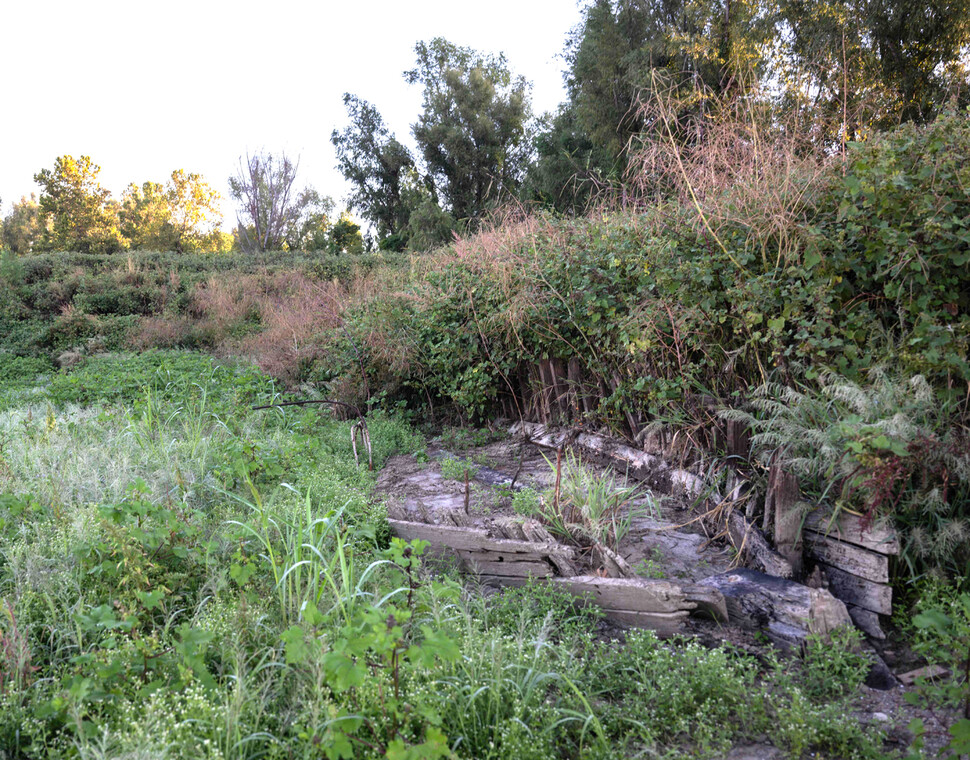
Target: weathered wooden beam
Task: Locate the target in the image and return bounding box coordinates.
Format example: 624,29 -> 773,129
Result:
603,609 -> 690,635
388,519 -> 577,561
846,604 -> 887,640
457,548 -> 552,563
723,511 -> 794,579
592,543 -> 633,578
766,465 -> 804,577
819,562 -> 892,615
683,584 -> 730,623
804,531 -> 889,584
804,510 -> 898,555
460,557 -> 554,578
898,665 -> 949,686
520,520 -> 577,576
548,576 -> 692,613
696,568 -> 852,647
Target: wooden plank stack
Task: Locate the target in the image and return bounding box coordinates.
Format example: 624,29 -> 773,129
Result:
388,516 -> 858,644
803,509 -> 898,638
388,517 -> 716,634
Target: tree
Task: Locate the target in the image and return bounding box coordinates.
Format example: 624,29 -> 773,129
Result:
229,152 -> 320,252
779,0 -> 970,132
523,104 -> 615,213
326,211 -> 364,254
119,181 -> 172,250
331,94 -> 416,244
285,190 -> 335,251
166,170 -> 222,253
34,155 -> 125,253
2,194 -> 45,254
406,38 -> 533,223
406,197 -> 454,251
120,171 -> 223,252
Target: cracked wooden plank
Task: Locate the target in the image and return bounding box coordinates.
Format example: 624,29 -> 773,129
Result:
819,562 -> 893,615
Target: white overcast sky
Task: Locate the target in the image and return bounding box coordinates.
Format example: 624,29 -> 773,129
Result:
1,0 -> 584,229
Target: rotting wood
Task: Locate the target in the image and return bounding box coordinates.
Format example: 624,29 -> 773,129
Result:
493,516 -> 527,541
724,511 -> 794,579
520,519 -> 555,544
819,562 -> 893,615
804,531 -> 889,584
550,358 -> 570,419
548,576 -> 693,613
457,549 -> 554,563
388,519 -> 577,561
683,584 -> 730,623
696,568 -> 852,647
603,609 -> 690,635
726,419 -> 751,459
444,511 -> 475,529
804,509 -> 898,555
460,557 -> 554,578
521,520 -> 577,576
766,465 -> 804,577
846,604 -> 886,640
592,543 -> 633,578
898,665 -> 950,686
567,358 -> 592,416
510,421 -> 794,579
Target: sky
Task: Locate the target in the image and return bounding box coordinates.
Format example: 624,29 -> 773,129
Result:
1,0 -> 585,229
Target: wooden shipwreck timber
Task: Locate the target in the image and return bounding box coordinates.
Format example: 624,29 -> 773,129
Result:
380,419 -> 898,649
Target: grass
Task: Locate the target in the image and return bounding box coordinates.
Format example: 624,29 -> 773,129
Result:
0,352 -> 891,759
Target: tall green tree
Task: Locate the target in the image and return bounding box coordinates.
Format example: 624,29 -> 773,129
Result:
2,194 -> 45,254
34,155 -> 125,253
331,94 -> 415,247
529,0 -> 772,209
779,0 -> 970,132
119,181 -> 171,250
523,104 -> 614,213
284,190 -> 335,251
326,210 -> 364,254
406,38 -> 533,223
166,170 -> 222,253
120,171 -> 223,252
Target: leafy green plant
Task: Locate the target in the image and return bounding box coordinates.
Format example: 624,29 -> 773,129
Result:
536,451 -> 651,550
282,539 -> 460,759
438,456 -> 478,482
721,369 -> 970,582
801,626 -> 870,702
908,588 -> 970,757
510,487 -> 541,518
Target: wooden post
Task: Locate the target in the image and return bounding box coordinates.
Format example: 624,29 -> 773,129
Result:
766,464 -> 803,578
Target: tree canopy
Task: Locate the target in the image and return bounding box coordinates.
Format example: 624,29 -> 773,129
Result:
407,38 -> 533,224
331,94 -> 415,243
34,155 -> 125,253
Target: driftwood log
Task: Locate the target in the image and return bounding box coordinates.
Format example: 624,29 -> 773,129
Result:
696,568 -> 852,648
